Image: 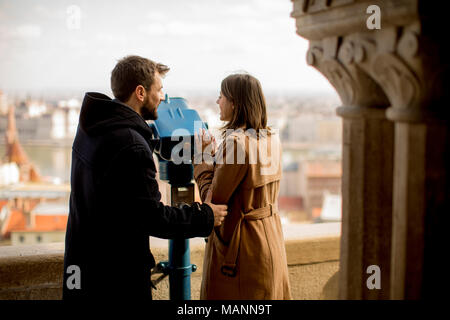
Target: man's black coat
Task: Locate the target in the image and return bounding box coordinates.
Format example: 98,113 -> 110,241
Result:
63,92 -> 214,300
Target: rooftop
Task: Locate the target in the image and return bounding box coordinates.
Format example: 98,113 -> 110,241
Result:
31,202 -> 68,216
0,183 -> 70,199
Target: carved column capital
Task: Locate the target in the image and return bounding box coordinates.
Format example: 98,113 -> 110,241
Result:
306,37 -> 389,110
293,0 -> 449,123
337,24 -> 449,124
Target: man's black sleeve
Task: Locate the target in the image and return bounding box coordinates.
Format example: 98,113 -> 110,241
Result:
102,143 -> 214,239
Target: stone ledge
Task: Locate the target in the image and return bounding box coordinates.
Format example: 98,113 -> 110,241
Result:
0,243 -> 64,290
0,242 -> 64,258
0,223 -> 341,299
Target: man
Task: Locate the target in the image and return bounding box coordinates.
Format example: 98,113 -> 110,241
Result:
63,55 -> 227,300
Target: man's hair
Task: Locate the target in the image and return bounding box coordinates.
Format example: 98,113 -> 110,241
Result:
220,73 -> 267,134
111,55 -> 169,102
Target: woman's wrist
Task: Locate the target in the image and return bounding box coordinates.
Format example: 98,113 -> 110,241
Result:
193,151 -> 215,165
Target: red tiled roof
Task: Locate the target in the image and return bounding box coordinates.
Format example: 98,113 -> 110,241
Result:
3,105 -> 42,182
0,200 -> 8,211
7,141 -> 29,165
1,207 -> 68,236
306,161 -> 342,178
278,196 -> 303,211
1,209 -> 26,237
32,214 -> 68,232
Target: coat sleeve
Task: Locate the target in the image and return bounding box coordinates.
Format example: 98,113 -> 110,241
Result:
193,161 -> 215,202
194,135 -> 248,205
103,143 -> 214,239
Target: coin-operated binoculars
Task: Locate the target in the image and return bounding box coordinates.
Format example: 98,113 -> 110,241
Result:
149,94 -> 207,300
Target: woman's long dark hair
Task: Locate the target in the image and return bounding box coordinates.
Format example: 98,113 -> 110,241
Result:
220,73 -> 268,137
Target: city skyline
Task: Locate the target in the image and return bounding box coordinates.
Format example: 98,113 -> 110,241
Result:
0,0 -> 336,97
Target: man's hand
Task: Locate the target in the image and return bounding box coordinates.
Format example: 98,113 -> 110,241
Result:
205,202 -> 228,227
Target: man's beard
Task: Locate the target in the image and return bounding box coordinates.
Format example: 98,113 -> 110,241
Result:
140,96 -> 158,120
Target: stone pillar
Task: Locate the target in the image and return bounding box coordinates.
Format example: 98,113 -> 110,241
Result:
337,107 -> 394,299
389,121 -> 449,299
305,32 -> 394,298
292,0 -> 449,299
349,20 -> 449,299
377,28 -> 450,299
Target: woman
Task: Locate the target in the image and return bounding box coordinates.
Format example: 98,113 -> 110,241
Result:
194,73 -> 291,300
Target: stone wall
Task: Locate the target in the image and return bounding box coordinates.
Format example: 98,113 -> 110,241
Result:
0,234 -> 340,300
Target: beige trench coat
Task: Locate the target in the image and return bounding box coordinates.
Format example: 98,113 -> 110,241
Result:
194,128 -> 291,300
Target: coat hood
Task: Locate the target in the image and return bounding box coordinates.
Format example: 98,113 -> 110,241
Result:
79,92 -> 154,140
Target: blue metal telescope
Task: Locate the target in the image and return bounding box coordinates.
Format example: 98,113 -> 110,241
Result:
149,94 -> 208,300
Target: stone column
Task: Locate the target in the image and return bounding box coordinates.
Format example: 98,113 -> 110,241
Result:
305,33 -> 394,299
346,22 -> 449,299
338,108 -> 394,299
369,26 -> 450,300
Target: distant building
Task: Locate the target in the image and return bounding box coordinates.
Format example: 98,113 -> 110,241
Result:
278,162 -> 306,222
279,162 -> 303,197
8,202 -> 68,245
2,105 -> 41,183
279,159 -> 342,221
0,183 -> 70,243
316,119 -> 342,144
300,160 -> 341,220
0,90 -> 7,115
285,115 -> 318,143
319,191 -> 342,222
0,98 -> 81,145
0,162 -> 20,185
0,206 -> 26,239
283,114 -> 342,144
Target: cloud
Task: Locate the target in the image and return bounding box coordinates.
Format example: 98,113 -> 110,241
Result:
138,23 -> 167,36
66,38 -> 87,49
138,21 -> 228,37
34,4 -> 62,20
3,24 -> 43,39
0,0 -> 335,94
165,21 -> 222,36
17,25 -> 42,38
145,11 -> 169,22
96,32 -> 127,43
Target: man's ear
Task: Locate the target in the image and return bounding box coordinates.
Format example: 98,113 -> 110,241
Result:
135,85 -> 145,102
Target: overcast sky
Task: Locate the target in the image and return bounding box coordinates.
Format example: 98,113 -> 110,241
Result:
0,0 -> 336,97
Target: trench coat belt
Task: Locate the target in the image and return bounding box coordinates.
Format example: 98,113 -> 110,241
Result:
220,203 -> 276,277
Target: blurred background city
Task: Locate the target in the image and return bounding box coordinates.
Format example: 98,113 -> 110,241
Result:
0,0 -> 342,246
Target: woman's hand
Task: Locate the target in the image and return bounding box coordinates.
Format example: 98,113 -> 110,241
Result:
194,128 -> 216,155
